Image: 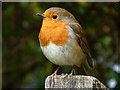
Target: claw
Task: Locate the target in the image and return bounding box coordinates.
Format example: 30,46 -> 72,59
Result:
62,73 -> 68,78
50,66 -> 60,87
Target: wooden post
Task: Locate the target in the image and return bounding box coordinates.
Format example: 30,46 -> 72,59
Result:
45,75 -> 109,89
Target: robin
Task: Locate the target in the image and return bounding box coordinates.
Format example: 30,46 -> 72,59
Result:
36,7 -> 93,84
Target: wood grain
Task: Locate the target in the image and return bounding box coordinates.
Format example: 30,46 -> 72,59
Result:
45,75 -> 109,89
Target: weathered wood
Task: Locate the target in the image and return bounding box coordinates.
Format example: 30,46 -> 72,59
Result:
45,75 -> 109,89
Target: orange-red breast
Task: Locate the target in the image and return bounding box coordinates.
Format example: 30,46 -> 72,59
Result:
37,7 -> 93,77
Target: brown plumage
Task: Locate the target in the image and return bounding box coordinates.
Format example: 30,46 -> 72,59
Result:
37,7 -> 93,76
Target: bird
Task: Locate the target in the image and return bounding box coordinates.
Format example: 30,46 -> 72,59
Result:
36,7 -> 93,86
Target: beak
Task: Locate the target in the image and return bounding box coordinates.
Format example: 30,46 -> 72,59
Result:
36,13 -> 46,18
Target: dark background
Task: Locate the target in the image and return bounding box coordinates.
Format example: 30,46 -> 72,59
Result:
2,2 -> 120,89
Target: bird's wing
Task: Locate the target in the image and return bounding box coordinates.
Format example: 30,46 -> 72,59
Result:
69,23 -> 93,68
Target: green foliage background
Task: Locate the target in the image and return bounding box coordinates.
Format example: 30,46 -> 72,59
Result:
2,2 -> 120,89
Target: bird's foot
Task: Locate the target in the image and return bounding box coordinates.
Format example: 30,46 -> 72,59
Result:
50,72 -> 57,88
68,71 -> 73,77
50,66 -> 60,87
61,73 -> 68,78
68,66 -> 74,76
61,72 -> 73,78
61,67 -> 74,78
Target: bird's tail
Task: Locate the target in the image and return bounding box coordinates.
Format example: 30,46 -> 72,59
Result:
73,65 -> 87,75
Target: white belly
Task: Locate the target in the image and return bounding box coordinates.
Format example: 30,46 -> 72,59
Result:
40,40 -> 85,67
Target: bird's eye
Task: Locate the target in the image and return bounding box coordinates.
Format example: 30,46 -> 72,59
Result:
53,15 -> 57,19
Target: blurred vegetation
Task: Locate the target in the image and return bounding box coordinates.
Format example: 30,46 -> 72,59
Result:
2,2 -> 120,89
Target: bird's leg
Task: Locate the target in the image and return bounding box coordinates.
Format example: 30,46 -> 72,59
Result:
50,66 -> 60,87
68,66 -> 74,76
51,66 -> 60,76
